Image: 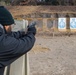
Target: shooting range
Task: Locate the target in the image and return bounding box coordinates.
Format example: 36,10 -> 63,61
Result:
4,16 -> 76,75
1,3 -> 76,75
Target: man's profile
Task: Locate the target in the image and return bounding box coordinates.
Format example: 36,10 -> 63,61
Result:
0,6 -> 36,75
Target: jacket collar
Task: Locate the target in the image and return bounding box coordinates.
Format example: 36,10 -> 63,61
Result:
0,24 -> 5,35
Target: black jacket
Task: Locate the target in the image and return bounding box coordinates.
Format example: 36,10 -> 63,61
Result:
0,27 -> 35,75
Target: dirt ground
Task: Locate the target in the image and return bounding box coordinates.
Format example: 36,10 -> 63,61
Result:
29,35 -> 76,75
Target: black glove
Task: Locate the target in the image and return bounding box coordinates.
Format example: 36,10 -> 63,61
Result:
27,21 -> 36,35
28,26 -> 36,35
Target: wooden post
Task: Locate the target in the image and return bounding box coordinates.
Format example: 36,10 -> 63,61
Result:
66,14 -> 70,33
53,20 -> 56,37
43,18 -> 49,32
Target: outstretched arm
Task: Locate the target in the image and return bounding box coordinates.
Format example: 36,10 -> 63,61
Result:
7,31 -> 26,39
0,32 -> 35,67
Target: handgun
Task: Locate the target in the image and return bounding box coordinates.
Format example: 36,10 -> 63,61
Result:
27,21 -> 36,28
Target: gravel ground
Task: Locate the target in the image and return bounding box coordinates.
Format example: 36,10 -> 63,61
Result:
29,36 -> 76,75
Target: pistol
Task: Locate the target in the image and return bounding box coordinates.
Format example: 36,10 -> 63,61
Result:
27,21 -> 36,28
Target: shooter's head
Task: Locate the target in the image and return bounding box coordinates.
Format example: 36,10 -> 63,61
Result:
0,6 -> 15,33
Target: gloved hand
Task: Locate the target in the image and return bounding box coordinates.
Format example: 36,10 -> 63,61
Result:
28,26 -> 36,35
27,21 -> 36,35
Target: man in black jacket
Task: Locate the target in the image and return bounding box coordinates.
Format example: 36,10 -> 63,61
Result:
0,6 -> 36,75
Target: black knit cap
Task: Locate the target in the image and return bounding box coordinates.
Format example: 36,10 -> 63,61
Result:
0,6 -> 15,26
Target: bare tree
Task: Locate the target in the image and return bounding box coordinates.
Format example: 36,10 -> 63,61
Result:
11,0 -> 37,5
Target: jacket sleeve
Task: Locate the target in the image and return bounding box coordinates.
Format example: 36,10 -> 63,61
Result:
0,32 -> 35,67
7,31 -> 25,39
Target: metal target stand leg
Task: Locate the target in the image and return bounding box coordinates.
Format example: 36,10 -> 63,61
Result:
4,65 -> 10,75
23,19 -> 30,75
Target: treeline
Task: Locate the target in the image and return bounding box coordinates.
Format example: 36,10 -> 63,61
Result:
0,0 -> 10,3
0,0 -> 76,5
0,0 -> 11,5
36,0 -> 76,5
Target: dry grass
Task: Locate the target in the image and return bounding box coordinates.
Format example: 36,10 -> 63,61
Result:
6,6 -> 76,19
31,45 -> 50,53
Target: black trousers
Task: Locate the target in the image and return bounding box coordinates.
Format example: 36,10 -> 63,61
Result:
0,67 -> 5,75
